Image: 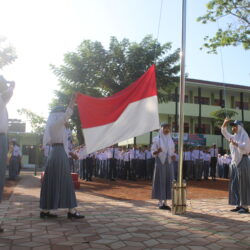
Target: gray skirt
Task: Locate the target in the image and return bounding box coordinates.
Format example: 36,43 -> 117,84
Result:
40,144 -> 77,210
238,155 -> 250,206
0,134 -> 7,201
152,157 -> 174,200
228,163 -> 240,206
9,156 -> 19,180
229,156 -> 250,206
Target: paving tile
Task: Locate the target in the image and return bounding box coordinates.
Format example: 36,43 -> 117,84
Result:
1,173 -> 250,250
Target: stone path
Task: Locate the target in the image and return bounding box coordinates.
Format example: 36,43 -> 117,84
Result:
0,172 -> 249,249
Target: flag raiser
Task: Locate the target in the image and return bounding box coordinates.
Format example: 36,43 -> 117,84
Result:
76,65 -> 160,154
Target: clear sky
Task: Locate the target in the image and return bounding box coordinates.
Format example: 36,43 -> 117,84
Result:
1,0 -> 249,126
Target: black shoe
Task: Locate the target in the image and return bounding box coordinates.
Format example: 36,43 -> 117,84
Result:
163,205 -> 171,210
67,212 -> 85,219
159,205 -> 171,210
230,206 -> 241,212
238,208 -> 249,214
40,212 -> 58,218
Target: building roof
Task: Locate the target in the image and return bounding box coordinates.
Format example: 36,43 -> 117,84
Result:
187,78 -> 250,92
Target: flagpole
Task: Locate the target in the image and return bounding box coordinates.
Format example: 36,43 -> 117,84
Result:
172,0 -> 187,215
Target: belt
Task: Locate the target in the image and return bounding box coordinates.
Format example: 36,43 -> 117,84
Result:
52,143 -> 63,146
242,154 -> 248,157
0,133 -> 6,135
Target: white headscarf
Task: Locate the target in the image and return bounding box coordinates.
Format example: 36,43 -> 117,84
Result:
43,111 -> 69,155
154,127 -> 175,164
230,125 -> 250,165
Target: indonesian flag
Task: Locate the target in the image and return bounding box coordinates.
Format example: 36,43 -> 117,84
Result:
76,65 -> 160,154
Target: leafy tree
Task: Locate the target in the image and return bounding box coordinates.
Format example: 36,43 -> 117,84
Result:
210,108 -> 238,150
17,109 -> 46,135
51,35 -> 180,143
197,0 -> 250,53
0,36 -> 17,69
210,108 -> 238,127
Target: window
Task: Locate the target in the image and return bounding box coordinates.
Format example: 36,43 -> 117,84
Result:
169,94 -> 189,103
235,102 -> 249,110
172,122 -> 189,133
195,124 -> 211,134
214,127 -> 221,135
194,96 -> 210,105
213,99 -> 225,107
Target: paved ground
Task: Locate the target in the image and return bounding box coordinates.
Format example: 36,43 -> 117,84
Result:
78,177 -> 229,200
0,172 -> 249,250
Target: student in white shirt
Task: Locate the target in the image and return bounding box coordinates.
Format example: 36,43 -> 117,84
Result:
221,118 -> 250,214
40,95 -> 84,219
0,77 -> 14,232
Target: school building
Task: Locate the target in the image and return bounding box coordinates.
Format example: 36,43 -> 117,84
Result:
125,78 -> 250,150
7,119 -> 43,167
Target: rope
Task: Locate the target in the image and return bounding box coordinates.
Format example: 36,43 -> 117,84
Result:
217,20 -> 228,117
154,0 -> 164,64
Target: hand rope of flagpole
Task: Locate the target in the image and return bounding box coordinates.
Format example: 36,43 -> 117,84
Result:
153,0 -> 164,64
217,20 -> 228,118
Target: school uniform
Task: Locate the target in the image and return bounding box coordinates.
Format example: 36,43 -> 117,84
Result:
221,122 -> 250,213
203,152 -> 211,180
123,151 -> 130,180
217,155 -> 223,178
0,85 -> 13,200
9,144 -> 21,180
145,150 -> 154,180
129,149 -> 138,180
151,129 -> 175,207
193,149 -> 204,180
40,107 -> 77,211
209,146 -> 218,180
183,150 -> 194,180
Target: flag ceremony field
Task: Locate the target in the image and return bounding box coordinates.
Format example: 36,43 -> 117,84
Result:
0,171 -> 249,249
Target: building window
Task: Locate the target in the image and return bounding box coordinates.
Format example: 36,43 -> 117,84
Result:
194,96 -> 210,105
172,122 -> 189,133
169,94 -> 189,103
195,124 -> 211,134
213,99 -> 225,107
214,127 -> 221,135
235,101 -> 249,110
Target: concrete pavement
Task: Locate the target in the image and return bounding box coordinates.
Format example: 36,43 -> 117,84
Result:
0,172 -> 249,249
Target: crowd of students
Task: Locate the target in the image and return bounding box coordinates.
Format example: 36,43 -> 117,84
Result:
44,142 -> 238,183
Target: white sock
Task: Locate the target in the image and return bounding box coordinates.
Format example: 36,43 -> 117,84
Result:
158,200 -> 163,206
69,208 -> 76,213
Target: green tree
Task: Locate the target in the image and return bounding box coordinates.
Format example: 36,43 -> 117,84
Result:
197,0 -> 250,53
0,36 -> 17,69
210,108 -> 238,150
210,108 -> 238,127
17,109 -> 46,135
51,35 -> 180,143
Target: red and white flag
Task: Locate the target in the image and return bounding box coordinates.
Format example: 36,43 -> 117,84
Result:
76,65 -> 160,154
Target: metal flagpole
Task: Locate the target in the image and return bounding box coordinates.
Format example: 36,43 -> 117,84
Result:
172,0 -> 187,215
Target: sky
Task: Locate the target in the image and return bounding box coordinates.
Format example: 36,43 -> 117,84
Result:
0,0 -> 249,128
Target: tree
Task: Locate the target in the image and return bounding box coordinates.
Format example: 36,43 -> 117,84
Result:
0,36 -> 17,69
210,108 -> 238,150
51,35 -> 180,143
210,108 -> 238,127
17,109 -> 46,135
197,0 -> 250,53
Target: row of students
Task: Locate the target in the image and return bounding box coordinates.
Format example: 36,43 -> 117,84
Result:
74,145 -> 155,181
